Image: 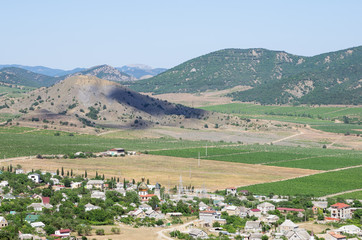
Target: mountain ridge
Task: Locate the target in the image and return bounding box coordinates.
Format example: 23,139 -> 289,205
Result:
128,46 -> 362,104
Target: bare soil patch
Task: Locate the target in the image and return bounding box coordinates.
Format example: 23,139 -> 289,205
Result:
6,154 -> 320,191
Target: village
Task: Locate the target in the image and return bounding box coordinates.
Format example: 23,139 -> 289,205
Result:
0,148 -> 361,240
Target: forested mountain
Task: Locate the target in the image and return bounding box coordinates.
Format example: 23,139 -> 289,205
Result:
0,64 -> 85,77
129,46 -> 362,104
68,65 -> 135,82
0,67 -> 58,87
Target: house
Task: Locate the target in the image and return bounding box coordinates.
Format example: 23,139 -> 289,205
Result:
28,203 -> 44,211
139,203 -> 152,211
280,220 -> 299,234
245,221 -> 262,232
30,222 -> 45,228
199,210 -> 223,225
277,207 -> 305,214
189,228 -> 209,239
138,179 -> 155,201
331,203 -> 351,219
199,201 -> 210,211
71,182 -> 82,189
265,214 -> 280,224
85,203 -> 100,211
224,205 -> 239,216
250,233 -> 263,240
0,181 -> 8,187
240,190 -> 249,195
15,169 -> 24,174
285,228 -> 311,240
226,187 -> 237,195
129,209 -> 146,219
312,201 -> 328,214
54,229 -> 71,238
25,214 -> 40,223
86,180 -> 104,190
28,173 -> 41,183
249,208 -> 262,218
327,232 -> 347,240
42,197 -> 50,205
257,202 -> 275,214
91,191 -> 106,201
50,177 -> 60,185
2,193 -> 15,200
337,225 -> 361,235
0,217 -> 8,228
106,148 -> 125,156
147,210 -> 165,219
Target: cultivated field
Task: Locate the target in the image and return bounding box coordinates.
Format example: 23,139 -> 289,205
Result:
150,145 -> 362,170
243,166 -> 362,197
201,103 -> 362,134
3,154 -> 319,191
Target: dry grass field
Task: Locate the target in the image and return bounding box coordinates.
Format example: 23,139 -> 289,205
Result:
6,154 -> 320,191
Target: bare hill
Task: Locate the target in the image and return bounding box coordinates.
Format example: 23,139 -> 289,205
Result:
2,75 -> 209,130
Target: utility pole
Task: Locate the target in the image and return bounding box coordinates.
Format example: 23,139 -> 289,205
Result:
198,152 -> 200,167
205,144 -> 208,157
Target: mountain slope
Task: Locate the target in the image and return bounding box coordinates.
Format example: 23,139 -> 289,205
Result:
0,64 -> 85,77
129,46 -> 362,104
118,64 -> 167,79
3,75 -> 207,129
69,65 -> 135,82
0,67 -> 58,87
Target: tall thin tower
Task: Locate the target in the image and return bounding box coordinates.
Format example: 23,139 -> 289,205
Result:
178,175 -> 184,199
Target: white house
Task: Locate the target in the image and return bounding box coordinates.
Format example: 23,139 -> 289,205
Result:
28,173 -> 41,183
330,203 -> 352,220
86,180 -> 104,190
285,228 -> 311,240
50,178 -> 60,185
71,182 -> 82,189
91,191 -> 106,201
199,210 -> 224,225
54,229 -> 71,238
189,228 -> 209,239
226,187 -> 237,195
257,202 -> 275,214
245,221 -> 262,232
84,203 -> 101,212
337,225 -> 361,235
0,217 -> 8,228
30,222 -> 45,228
15,169 -> 24,174
139,203 -> 152,211
0,181 -> 8,187
280,220 -> 299,234
106,148 -> 125,156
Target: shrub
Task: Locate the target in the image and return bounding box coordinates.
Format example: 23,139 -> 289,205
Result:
95,229 -> 105,235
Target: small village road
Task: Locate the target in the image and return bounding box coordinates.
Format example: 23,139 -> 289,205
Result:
321,188 -> 362,199
156,220 -> 196,240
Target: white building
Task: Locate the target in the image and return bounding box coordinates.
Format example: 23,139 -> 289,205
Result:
257,202 -> 275,214
337,225 -> 361,235
28,173 -> 41,183
86,180 -> 104,190
84,203 -> 101,212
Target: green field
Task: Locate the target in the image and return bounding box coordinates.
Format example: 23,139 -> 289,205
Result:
200,103 -> 362,134
242,166 -> 362,197
332,191 -> 362,200
0,85 -> 34,98
0,126 -> 232,158
150,145 -> 362,170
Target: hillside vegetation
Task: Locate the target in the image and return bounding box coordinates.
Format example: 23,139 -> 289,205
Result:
129,46 -> 362,105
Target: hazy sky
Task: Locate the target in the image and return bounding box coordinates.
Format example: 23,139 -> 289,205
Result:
1,0 -> 361,69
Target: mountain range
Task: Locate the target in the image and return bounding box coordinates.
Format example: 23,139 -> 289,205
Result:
0,64 -> 166,80
129,46 -> 362,105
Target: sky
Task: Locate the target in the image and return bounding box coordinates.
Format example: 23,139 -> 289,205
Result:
0,0 -> 361,70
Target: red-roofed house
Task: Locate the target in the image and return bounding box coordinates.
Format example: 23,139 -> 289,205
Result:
324,217 -> 340,222
331,203 -> 351,219
249,208 -> 261,217
42,197 -> 50,205
53,229 -> 71,238
328,231 -> 346,240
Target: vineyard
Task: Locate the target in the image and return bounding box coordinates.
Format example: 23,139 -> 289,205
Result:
242,166 -> 362,197
150,145 -> 362,170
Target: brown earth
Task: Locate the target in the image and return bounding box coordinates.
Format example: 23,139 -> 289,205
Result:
5,154 -> 320,191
